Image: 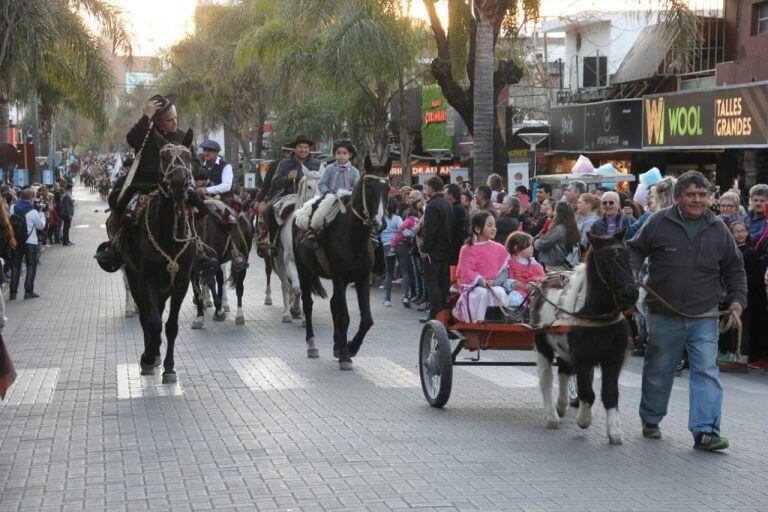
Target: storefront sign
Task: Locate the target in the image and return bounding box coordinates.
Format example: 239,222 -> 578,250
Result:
549,104 -> 585,152
13,168 -> 28,187
584,99 -> 642,152
390,164 -> 455,177
421,85 -> 452,149
643,82 -> 768,149
42,169 -> 54,185
244,172 -> 257,189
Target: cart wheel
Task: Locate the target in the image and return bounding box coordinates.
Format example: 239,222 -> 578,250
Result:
568,375 -> 579,407
419,320 -> 453,408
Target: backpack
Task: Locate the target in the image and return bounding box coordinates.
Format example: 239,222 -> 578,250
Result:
10,212 -> 31,246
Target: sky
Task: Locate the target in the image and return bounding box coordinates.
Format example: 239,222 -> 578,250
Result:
110,0 -> 723,56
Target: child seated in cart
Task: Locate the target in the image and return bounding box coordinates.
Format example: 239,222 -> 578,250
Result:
451,211 -> 511,323
504,232 -> 545,308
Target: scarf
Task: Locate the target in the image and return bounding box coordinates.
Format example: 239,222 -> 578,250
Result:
331,163 -> 351,191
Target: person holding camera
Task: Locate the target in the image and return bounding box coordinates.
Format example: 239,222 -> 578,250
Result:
9,189 -> 46,300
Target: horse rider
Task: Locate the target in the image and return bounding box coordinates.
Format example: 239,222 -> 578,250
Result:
94,94 -> 216,270
259,134 -> 322,256
301,138 -> 359,249
194,139 -> 249,270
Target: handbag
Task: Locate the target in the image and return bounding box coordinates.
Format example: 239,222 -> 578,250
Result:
0,334 -> 16,400
554,243 -> 581,270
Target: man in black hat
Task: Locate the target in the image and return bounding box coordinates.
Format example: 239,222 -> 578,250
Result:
260,134 -> 322,255
95,95 -> 217,270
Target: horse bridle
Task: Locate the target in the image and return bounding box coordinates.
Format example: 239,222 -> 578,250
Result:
351,174 -> 390,227
591,243 -> 637,311
157,143 -> 193,197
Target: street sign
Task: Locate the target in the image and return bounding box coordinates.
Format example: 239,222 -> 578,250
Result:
507,162 -> 529,190
244,172 -> 257,189
42,169 -> 54,185
14,169 -> 29,187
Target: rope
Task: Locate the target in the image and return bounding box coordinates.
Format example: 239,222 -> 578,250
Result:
144,195 -> 191,288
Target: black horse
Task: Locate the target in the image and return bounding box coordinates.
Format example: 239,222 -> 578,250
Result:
191,213 -> 252,328
531,229 -> 638,444
123,131 -> 196,383
293,158 -> 391,370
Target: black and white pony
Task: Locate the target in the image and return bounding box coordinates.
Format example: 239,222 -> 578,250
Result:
530,229 -> 638,444
293,158 -> 391,369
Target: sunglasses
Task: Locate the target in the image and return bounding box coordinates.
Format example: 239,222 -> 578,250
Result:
602,201 -> 615,206
720,203 -> 736,208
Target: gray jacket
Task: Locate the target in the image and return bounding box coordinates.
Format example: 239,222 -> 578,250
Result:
317,163 -> 360,195
628,206 -> 747,315
534,224 -> 567,267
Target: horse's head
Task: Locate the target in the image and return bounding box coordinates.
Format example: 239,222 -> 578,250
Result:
586,229 -> 638,311
155,129 -> 194,203
359,155 -> 392,231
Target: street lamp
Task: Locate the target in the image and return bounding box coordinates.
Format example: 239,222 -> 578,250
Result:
426,148 -> 450,182
517,132 -> 548,179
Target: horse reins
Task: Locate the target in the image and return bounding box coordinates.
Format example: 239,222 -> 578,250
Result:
350,174 -> 389,226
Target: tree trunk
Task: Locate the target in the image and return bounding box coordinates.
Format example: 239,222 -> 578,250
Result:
223,122 -> 240,164
472,9 -> 494,185
254,107 -> 266,159
0,95 -> 9,143
38,100 -> 54,157
397,76 -> 413,186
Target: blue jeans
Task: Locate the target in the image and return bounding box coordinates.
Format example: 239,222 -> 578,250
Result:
395,244 -> 413,301
640,310 -> 722,438
10,243 -> 39,295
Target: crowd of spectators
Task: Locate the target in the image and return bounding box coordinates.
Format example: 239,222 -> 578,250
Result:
378,172 -> 768,376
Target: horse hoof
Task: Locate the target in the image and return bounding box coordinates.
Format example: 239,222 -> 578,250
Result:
235,316 -> 245,325
339,360 -> 353,371
556,403 -> 568,418
191,319 -> 204,329
264,298 -> 273,306
307,348 -> 319,358
609,435 -> 624,446
162,372 -> 177,384
545,416 -> 560,429
282,315 -> 292,323
213,312 -> 226,321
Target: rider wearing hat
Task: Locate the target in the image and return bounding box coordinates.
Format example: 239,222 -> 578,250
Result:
94,95 -> 217,270
196,140 -> 234,201
301,138 -> 359,249
260,134 -> 322,255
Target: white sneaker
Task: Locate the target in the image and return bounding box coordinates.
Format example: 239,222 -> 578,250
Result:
382,300 -> 391,307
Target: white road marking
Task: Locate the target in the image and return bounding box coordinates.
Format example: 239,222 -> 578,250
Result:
75,224 -> 89,229
354,357 -> 419,388
116,364 -> 183,399
229,357 -> 309,391
0,368 -> 59,405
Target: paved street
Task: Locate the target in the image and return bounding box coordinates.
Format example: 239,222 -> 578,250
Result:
1,186 -> 767,512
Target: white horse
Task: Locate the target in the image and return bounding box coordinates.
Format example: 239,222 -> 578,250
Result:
272,168 -> 323,324
123,270 -> 138,317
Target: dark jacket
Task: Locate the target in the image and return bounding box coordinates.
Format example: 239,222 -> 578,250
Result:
422,192 -> 453,262
450,202 -> 468,265
266,156 -> 322,199
61,192 -> 74,219
745,210 -> 766,245
628,207 -> 747,315
126,115 -> 186,186
589,214 -> 632,237
495,212 -> 519,245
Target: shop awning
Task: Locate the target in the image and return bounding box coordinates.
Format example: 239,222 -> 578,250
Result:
612,25 -> 672,84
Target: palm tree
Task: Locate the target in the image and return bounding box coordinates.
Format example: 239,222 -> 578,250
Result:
472,1 -> 501,184
0,0 -> 130,155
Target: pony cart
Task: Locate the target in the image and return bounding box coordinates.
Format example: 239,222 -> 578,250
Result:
418,267 -> 573,408
419,314 -> 572,407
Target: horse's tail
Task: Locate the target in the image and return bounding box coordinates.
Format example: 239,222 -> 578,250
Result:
310,274 -> 327,298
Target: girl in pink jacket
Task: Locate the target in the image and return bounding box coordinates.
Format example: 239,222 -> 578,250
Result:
452,211 -> 510,323
504,232 -> 545,307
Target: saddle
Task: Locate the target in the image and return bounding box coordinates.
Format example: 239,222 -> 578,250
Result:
203,198 -> 237,224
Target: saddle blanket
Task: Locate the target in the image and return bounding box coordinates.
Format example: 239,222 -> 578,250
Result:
294,190 -> 352,232
273,194 -> 298,226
